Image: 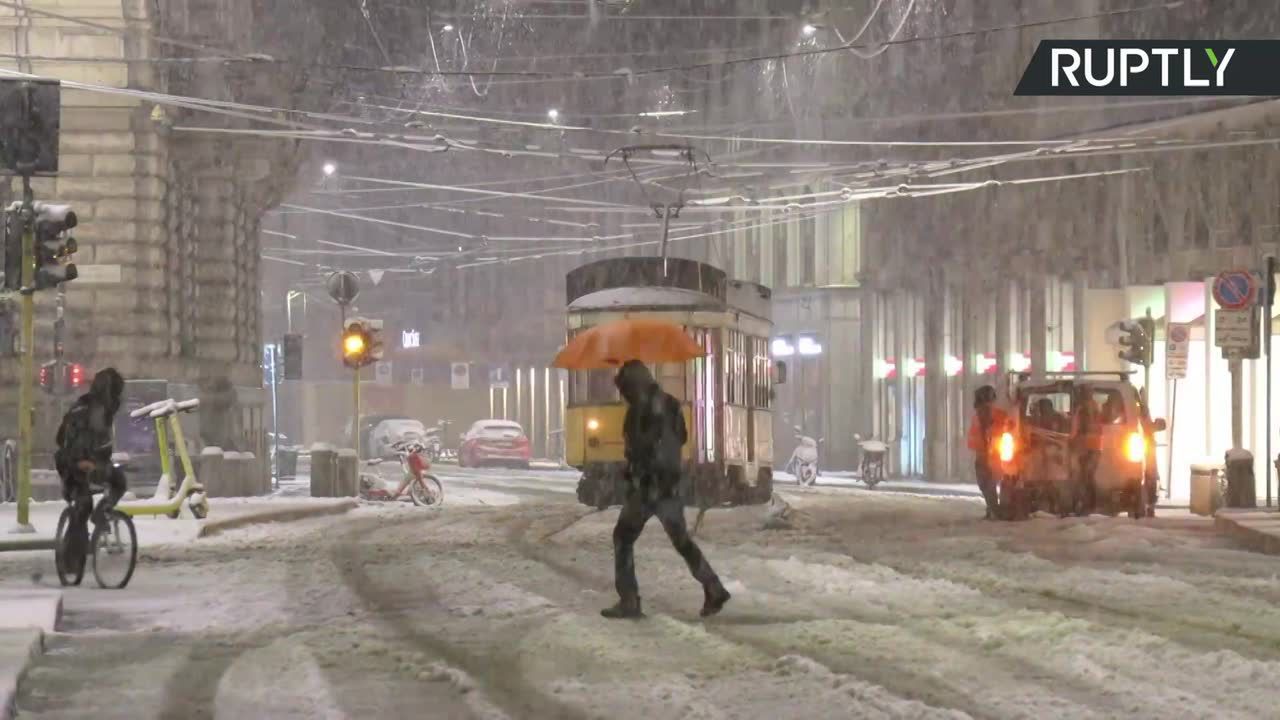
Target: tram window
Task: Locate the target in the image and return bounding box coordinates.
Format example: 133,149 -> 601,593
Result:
724,330 -> 747,406
657,362 -> 685,402
751,336 -> 771,409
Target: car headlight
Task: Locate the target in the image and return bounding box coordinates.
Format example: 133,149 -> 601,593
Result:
586,418 -> 600,432
1125,431 -> 1146,463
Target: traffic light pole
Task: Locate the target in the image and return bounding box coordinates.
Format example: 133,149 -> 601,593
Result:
14,177 -> 34,532
352,364 -> 361,460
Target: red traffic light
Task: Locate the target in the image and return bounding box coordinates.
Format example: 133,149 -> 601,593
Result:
68,362 -> 84,390
38,362 -> 52,390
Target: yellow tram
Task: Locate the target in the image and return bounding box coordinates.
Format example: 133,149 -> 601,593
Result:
564,257 -> 775,509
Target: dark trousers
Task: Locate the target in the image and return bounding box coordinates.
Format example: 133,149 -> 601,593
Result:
1077,450 -> 1099,514
612,479 -> 722,600
62,464 -> 126,563
975,459 -> 999,518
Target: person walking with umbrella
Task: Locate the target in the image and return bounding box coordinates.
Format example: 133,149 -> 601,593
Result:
601,360 -> 731,619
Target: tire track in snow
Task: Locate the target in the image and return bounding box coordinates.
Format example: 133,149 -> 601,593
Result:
502,507 -> 987,719
801,520 -> 1280,663
328,511 -> 588,720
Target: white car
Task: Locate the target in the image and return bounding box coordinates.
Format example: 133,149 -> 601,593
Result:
370,418 -> 429,459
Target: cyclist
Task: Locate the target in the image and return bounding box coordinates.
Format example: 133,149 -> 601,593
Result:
54,368 -> 127,570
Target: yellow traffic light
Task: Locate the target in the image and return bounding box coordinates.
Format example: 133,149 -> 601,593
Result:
343,332 -> 365,357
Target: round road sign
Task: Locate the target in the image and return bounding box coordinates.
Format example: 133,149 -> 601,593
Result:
326,270 -> 360,306
1213,271 -> 1255,310
1169,324 -> 1189,344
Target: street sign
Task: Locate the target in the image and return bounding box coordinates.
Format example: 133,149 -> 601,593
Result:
326,270 -> 360,306
73,264 -> 121,284
1166,322 -> 1190,379
374,361 -> 392,385
451,362 -> 470,390
1213,270 -> 1257,310
489,366 -> 509,389
1216,307 -> 1261,359
409,368 -> 424,386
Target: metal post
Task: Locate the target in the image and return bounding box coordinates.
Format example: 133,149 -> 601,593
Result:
1265,255 -> 1275,506
1231,358 -> 1244,449
1166,379 -> 1177,499
352,364 -> 361,460
13,179 -> 34,531
658,204 -> 672,276
270,344 -> 280,489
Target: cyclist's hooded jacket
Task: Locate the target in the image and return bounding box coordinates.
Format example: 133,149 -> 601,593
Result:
54,367 -> 124,475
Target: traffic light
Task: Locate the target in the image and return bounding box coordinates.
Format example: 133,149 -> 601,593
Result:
282,333 -> 302,380
38,360 -> 53,393
2,208 -> 17,292
1117,317 -> 1155,367
66,361 -> 84,392
366,319 -> 384,362
341,319 -> 371,368
32,201 -> 76,291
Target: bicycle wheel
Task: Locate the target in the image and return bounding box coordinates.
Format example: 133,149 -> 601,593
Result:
409,474 -> 444,506
91,510 -> 137,590
54,506 -> 86,587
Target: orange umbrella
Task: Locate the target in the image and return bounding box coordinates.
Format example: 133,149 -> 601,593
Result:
552,318 -> 705,370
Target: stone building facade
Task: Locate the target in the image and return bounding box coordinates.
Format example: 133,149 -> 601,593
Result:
0,0 -> 302,452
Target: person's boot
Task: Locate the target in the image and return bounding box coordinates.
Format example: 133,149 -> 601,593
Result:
601,595 -> 643,619
700,582 -> 731,617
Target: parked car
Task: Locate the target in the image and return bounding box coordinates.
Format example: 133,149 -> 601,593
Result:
370,418 -> 430,459
459,420 -> 531,469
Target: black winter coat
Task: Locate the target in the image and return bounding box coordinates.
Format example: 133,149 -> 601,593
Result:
615,361 -> 687,489
54,368 -> 124,478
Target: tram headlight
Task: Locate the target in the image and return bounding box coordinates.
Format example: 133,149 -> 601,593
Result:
586,418 -> 600,432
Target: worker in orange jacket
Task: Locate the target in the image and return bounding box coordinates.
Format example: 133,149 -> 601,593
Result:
968,385 -> 1006,519
1071,388 -> 1103,516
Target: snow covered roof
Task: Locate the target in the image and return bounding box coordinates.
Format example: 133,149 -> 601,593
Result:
568,286 -> 721,311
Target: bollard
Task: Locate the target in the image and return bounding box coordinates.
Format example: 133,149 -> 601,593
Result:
1225,448 -> 1258,509
200,447 -> 227,498
310,445 -> 337,498
1189,462 -> 1224,516
240,452 -> 264,496
336,449 -> 358,498
223,452 -> 245,497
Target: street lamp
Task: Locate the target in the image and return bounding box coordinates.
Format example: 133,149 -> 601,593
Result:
801,23 -> 818,37
547,108 -> 560,122
442,23 -> 455,32
322,161 -> 337,177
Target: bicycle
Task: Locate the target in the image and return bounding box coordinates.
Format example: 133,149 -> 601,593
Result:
54,397 -> 206,590
360,441 -> 443,507
54,477 -> 137,590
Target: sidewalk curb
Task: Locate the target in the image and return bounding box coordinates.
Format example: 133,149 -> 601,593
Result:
197,500 -> 358,538
0,536 -> 55,554
1,629 -> 43,720
1214,511 -> 1280,556
0,590 -> 61,720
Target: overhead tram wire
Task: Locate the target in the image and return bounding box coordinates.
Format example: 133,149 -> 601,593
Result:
0,0 -> 1183,86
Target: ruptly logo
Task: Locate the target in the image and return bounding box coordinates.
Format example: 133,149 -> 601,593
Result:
1016,41 -> 1276,96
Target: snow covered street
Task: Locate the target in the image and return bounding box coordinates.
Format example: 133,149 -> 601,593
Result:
6,468 -> 1280,719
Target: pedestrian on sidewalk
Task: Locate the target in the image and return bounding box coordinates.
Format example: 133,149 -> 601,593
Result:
601,360 -> 731,620
968,385 -> 1005,520
54,368 -> 128,572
